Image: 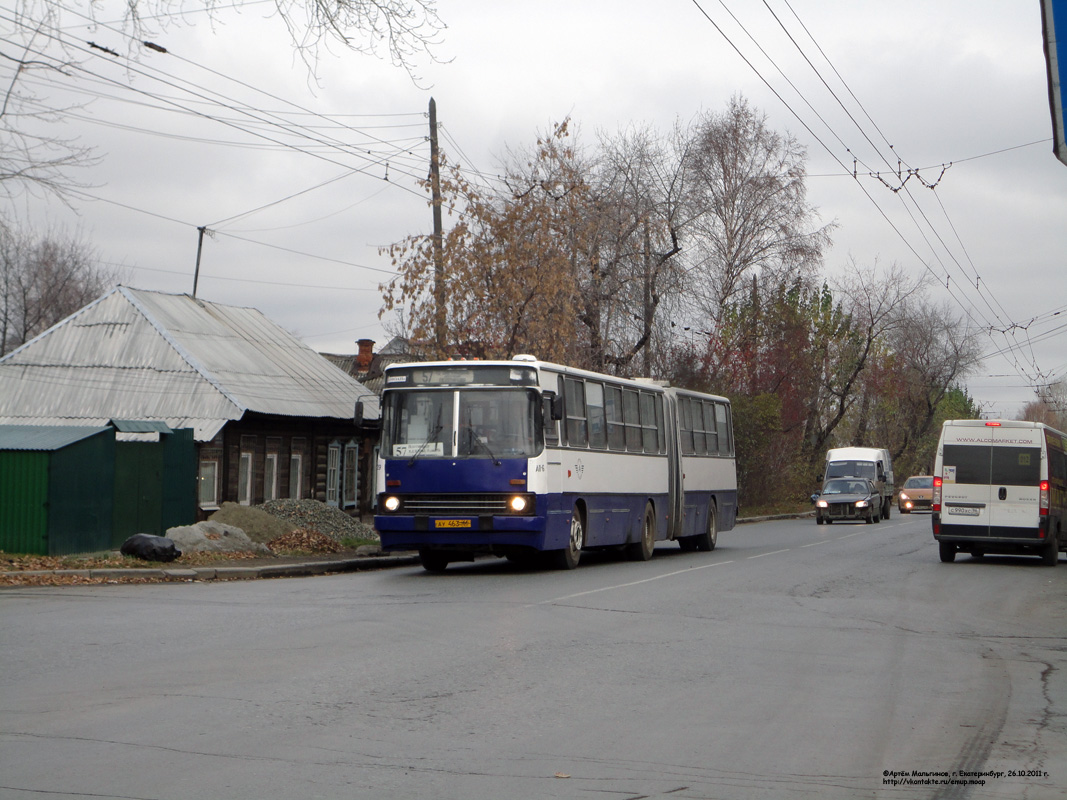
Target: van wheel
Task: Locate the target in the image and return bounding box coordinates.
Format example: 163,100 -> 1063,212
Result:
1042,535 -> 1059,567
939,541 -> 956,563
551,507 -> 584,570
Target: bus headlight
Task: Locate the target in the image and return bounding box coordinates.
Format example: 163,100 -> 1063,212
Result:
509,494 -> 530,513
383,495 -> 401,512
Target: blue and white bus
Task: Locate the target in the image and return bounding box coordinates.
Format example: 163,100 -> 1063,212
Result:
373,355 -> 737,571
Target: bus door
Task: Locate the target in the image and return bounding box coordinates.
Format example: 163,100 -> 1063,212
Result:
664,393 -> 684,539
542,385 -> 566,541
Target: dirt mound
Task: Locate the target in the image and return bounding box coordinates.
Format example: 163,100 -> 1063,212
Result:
208,503 -> 295,544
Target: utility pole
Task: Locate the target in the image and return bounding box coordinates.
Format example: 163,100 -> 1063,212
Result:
192,226 -> 207,298
429,97 -> 446,357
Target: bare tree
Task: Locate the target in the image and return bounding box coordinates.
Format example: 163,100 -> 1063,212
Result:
0,225 -> 125,356
801,260 -> 923,463
679,95 -> 834,333
2,0 -> 446,202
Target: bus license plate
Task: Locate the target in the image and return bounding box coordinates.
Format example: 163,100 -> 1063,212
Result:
947,506 -> 980,516
435,519 -> 472,528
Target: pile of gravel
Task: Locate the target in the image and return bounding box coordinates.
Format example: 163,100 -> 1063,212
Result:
259,499 -> 379,543
208,503 -> 295,545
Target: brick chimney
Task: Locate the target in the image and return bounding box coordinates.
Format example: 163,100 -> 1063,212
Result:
356,339 -> 375,373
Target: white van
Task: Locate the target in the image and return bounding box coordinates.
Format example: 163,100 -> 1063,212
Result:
821,446 -> 895,519
932,419 -> 1067,565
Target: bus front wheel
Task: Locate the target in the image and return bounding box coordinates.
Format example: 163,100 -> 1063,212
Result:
420,549 -> 449,573
552,507 -> 584,570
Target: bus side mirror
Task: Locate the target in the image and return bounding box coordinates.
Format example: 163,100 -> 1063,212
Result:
543,393 -> 563,421
354,400 -> 364,427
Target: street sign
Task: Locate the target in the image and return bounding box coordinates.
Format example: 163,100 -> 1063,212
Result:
1041,0 -> 1067,167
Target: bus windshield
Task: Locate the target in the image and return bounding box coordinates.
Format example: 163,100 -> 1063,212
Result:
382,388 -> 541,459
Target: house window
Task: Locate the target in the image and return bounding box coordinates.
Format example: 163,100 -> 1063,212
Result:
326,441 -> 341,507
290,437 -> 306,499
199,461 -> 219,509
264,453 -> 278,502
342,440 -> 359,509
238,452 -> 253,505
289,453 -> 303,499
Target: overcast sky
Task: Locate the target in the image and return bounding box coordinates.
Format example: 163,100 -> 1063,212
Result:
5,0 -> 1066,419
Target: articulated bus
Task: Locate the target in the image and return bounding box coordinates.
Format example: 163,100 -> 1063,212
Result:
373,355 -> 737,572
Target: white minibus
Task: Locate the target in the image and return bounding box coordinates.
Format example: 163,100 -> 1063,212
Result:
932,419 -> 1067,565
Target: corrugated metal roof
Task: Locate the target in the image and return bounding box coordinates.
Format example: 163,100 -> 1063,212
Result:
0,416 -> 227,442
0,425 -> 111,451
110,420 -> 174,433
0,288 -> 378,441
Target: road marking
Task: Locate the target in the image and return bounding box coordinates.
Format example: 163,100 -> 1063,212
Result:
531,560 -> 735,606
801,539 -> 830,547
747,548 -> 791,559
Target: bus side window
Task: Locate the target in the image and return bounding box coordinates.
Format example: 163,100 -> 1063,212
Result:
623,390 -> 642,451
564,377 -> 588,447
587,382 -> 607,449
605,386 -> 625,450
679,397 -> 695,455
704,401 -> 718,455
692,397 -> 707,454
716,402 -> 732,455
654,394 -> 666,453
640,392 -> 658,453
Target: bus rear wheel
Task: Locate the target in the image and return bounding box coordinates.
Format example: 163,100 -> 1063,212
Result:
695,503 -> 718,551
679,503 -> 718,552
551,507 -> 584,570
627,503 -> 656,561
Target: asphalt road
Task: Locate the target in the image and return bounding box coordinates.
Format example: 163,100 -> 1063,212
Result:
1,513 -> 1065,800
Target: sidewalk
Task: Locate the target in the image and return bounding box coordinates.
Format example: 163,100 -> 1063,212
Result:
1,512 -> 812,586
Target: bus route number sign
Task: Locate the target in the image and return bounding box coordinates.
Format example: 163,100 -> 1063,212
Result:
435,519 -> 472,528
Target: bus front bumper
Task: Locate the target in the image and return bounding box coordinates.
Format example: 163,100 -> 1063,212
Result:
374,514 -> 547,552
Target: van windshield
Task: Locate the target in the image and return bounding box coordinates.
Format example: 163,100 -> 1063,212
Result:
826,460 -> 877,480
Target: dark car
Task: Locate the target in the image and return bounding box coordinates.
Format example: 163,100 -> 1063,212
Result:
812,478 -> 882,524
897,475 -> 933,513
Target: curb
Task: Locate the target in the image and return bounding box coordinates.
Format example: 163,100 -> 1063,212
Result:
3,554 -> 423,583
